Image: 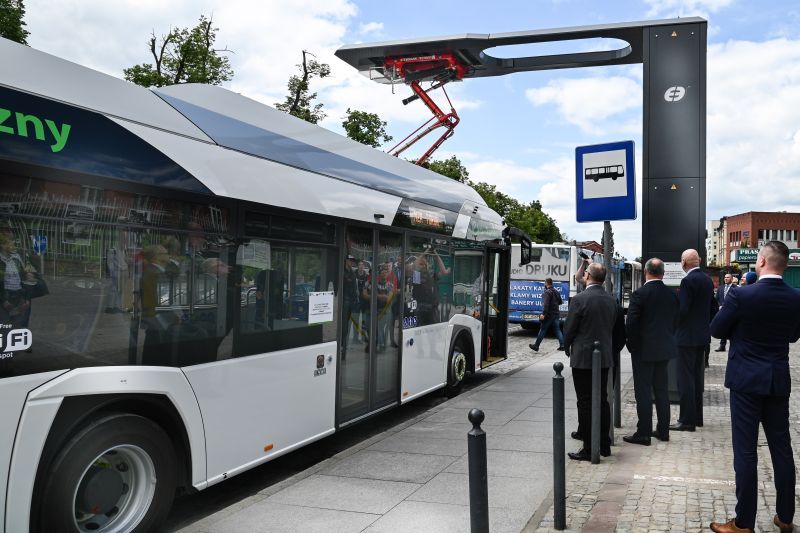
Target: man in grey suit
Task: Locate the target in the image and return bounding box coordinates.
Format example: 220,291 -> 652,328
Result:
563,262 -> 620,461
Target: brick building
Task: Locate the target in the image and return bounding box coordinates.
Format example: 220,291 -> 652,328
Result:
723,211 -> 800,266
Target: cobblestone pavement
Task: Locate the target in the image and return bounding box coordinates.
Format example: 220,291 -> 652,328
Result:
530,341 -> 800,533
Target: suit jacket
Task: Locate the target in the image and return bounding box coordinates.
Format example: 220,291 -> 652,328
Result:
625,280 -> 679,361
676,268 -> 715,347
710,278 -> 800,396
563,284 -> 618,369
716,282 -> 735,307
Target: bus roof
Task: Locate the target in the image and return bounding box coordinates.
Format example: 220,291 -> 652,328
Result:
0,38 -> 499,229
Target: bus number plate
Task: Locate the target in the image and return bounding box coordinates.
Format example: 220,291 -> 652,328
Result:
313,368 -> 327,377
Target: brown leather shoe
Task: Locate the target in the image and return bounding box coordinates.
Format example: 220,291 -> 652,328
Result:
774,515 -> 794,532
709,518 -> 754,532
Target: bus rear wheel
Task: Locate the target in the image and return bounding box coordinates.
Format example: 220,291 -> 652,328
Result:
37,413 -> 177,533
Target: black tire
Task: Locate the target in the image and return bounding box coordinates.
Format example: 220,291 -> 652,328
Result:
445,337 -> 469,398
37,413 -> 177,533
520,322 -> 538,332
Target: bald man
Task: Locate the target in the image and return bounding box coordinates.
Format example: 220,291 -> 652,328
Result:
709,241 -> 800,533
671,249 -> 716,432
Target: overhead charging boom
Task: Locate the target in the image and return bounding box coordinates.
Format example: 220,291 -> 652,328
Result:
382,53 -> 468,165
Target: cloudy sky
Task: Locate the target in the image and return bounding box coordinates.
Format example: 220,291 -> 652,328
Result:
23,0 -> 800,258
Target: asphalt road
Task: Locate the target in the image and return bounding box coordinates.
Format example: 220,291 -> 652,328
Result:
164,325 -> 549,531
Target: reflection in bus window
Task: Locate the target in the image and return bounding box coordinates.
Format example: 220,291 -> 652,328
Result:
0,173 -> 236,375
404,236 -> 452,328
237,240 -> 338,357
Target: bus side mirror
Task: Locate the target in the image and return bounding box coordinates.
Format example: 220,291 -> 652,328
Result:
520,237 -> 532,265
504,227 -> 533,265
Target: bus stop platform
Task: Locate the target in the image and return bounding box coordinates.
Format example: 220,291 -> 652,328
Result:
528,341 -> 800,533
174,340 -> 799,533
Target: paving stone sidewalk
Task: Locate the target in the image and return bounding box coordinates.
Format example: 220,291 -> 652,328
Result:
529,341 -> 800,533
175,336 -> 615,533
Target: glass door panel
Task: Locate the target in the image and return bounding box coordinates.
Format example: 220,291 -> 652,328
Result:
372,231 -> 402,407
339,227 -> 372,420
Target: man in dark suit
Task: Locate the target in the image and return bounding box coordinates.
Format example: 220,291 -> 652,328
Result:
623,258 -> 678,445
563,262 -> 619,461
709,241 -> 800,533
671,249 -> 715,432
714,272 -> 735,352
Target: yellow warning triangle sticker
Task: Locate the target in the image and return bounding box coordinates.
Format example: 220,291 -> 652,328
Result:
670,184 -> 678,190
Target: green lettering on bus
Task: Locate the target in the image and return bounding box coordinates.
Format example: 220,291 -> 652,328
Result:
0,106 -> 71,153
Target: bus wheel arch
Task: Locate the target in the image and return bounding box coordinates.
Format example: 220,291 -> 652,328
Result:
35,412 -> 177,532
31,394 -> 193,531
446,329 -> 473,398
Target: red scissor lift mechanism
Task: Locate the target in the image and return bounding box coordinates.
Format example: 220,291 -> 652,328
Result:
384,53 -> 468,165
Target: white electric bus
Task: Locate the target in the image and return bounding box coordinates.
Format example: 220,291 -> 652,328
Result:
0,38 -> 531,532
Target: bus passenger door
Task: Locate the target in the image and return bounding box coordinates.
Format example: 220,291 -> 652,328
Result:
338,226 -> 402,425
481,244 -> 510,366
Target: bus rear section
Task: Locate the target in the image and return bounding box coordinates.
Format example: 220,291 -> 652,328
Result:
508,244 -> 572,329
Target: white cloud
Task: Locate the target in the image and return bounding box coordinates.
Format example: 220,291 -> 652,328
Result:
358,21 -> 383,35
644,0 -> 735,19
705,38 -> 800,217
26,0 -> 358,107
525,76 -> 641,135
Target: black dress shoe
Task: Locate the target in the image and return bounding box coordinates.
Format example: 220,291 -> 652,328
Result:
652,431 -> 670,442
669,423 -> 696,432
570,431 -> 583,441
601,446 -> 611,457
623,433 -> 651,446
568,449 -> 592,461
557,346 -> 565,351
529,343 -> 539,352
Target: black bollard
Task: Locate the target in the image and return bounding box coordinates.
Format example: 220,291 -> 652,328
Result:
468,408 -> 489,533
591,340 -> 601,464
614,352 -> 622,429
552,362 -> 566,530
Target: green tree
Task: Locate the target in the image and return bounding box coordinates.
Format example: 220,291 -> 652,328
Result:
425,155 -> 562,243
0,0 -> 29,44
123,15 -> 233,88
422,156 -> 470,183
342,108 -> 392,147
275,51 -> 330,124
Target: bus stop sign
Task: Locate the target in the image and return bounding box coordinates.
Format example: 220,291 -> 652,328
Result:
575,140 -> 636,223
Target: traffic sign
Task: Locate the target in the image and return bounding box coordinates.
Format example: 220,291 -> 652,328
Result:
575,140 -> 636,222
31,235 -> 47,254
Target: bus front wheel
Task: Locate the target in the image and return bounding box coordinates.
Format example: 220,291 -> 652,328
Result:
37,413 -> 177,533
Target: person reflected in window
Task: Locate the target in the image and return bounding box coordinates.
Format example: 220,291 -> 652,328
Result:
0,232 -> 32,330
161,235 -> 182,307
341,255 -> 358,349
255,267 -> 286,331
368,261 -> 398,350
139,244 -> 173,365
355,259 -> 369,343
412,245 -> 451,326
105,239 -> 129,314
